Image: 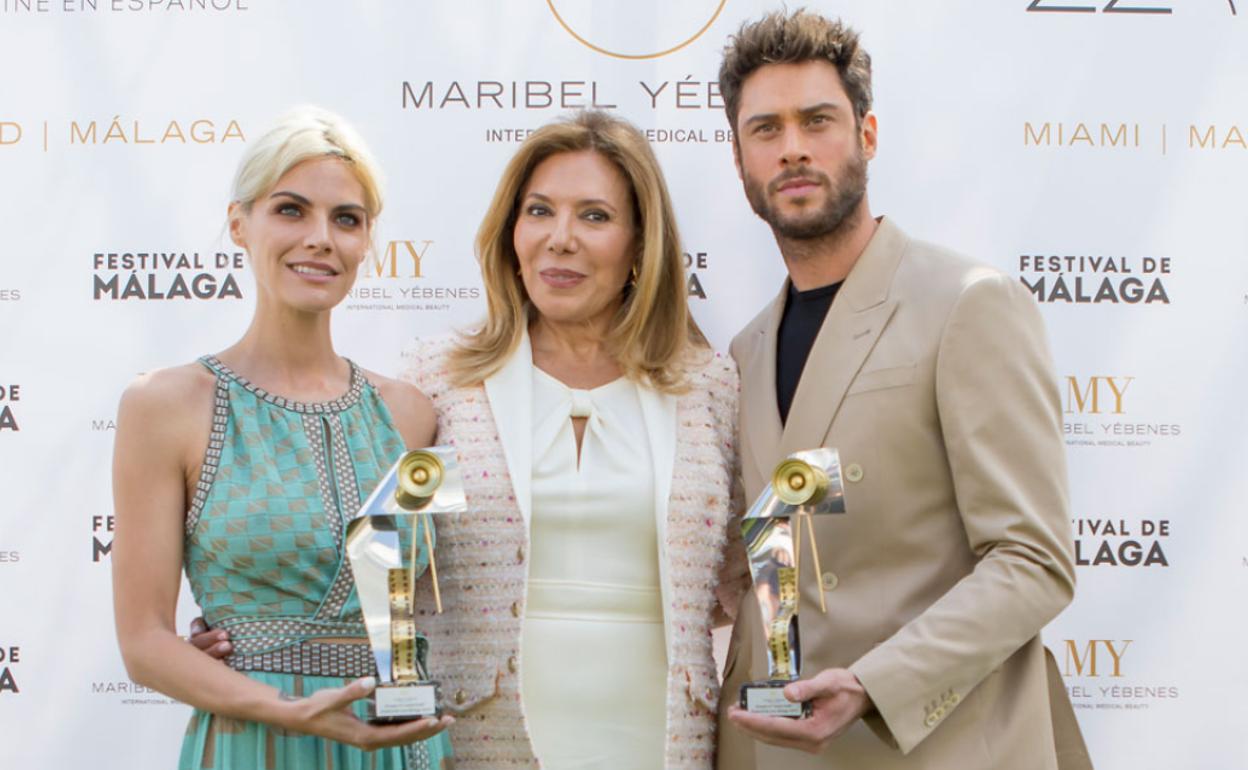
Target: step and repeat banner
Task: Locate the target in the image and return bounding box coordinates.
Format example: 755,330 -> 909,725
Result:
1,1 -> 1245,767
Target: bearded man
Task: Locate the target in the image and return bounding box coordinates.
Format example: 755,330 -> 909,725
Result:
714,10 -> 1093,770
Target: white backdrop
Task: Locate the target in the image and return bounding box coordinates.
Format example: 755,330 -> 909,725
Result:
1,1 -> 1246,767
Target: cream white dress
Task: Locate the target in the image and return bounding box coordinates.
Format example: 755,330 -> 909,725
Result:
520,367 -> 669,769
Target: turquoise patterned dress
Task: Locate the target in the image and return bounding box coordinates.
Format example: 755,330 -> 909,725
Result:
179,355 -> 453,770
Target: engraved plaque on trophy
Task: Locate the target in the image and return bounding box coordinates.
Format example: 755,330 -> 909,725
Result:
345,446 -> 464,722
739,448 -> 845,718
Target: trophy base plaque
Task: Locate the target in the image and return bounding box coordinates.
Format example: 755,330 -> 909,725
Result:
740,680 -> 811,718
369,681 -> 442,723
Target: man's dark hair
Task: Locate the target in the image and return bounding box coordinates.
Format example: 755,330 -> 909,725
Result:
718,9 -> 873,132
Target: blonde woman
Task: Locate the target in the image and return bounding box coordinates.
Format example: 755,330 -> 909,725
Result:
112,107 -> 452,769
401,110 -> 745,769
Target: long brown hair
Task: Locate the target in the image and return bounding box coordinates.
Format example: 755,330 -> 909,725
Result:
449,110 -> 707,392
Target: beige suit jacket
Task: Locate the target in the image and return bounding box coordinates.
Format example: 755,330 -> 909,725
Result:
717,219 -> 1091,770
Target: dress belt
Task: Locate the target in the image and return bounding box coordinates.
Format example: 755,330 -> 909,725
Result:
225,640 -> 377,678
525,579 -> 664,624
211,615 -> 377,678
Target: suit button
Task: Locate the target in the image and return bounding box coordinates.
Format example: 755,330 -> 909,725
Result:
510,601 -> 522,618
454,689 -> 467,705
820,572 -> 839,591
508,655 -> 518,674
924,714 -> 937,728
845,463 -> 864,483
949,693 -> 960,705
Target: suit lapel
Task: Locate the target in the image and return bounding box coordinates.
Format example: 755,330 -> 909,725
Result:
778,218 -> 907,458
483,329 -> 534,533
741,286 -> 787,488
637,384 -> 677,660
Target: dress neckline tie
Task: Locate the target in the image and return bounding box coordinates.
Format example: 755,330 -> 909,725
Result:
568,389 -> 594,419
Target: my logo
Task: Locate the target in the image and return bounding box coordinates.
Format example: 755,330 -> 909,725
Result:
1063,639 -> 1131,678
363,240 -> 432,279
1064,376 -> 1132,415
546,0 -> 726,60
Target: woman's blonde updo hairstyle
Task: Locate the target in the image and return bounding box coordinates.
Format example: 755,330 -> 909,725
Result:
230,106 -> 384,222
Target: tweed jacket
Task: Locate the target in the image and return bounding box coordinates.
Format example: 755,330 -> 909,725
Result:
400,331 -> 744,769
717,218 -> 1089,770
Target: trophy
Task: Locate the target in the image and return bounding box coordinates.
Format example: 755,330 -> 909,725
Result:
739,448 -> 845,718
345,446 -> 464,722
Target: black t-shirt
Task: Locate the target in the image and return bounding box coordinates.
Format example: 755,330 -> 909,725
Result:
776,281 -> 842,425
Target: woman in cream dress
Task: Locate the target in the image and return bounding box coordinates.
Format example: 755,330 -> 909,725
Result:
400,110 -> 746,768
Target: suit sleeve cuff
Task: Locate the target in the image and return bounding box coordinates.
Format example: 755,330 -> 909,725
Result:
850,648 -> 948,755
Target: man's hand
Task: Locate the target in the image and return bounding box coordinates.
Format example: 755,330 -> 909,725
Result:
727,668 -> 873,754
188,616 -> 232,660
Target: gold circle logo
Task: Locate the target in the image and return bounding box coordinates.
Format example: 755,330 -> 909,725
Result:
546,0 -> 727,60
772,459 -> 829,506
395,450 -> 445,510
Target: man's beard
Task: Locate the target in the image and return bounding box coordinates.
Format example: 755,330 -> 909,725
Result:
744,149 -> 868,241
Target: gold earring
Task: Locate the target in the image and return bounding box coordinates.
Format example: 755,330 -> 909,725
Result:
630,263 -> 639,285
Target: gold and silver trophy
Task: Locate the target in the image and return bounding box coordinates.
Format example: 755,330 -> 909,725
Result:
345,446 -> 463,722
739,448 -> 845,718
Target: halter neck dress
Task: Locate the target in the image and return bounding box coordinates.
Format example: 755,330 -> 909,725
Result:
178,355 -> 453,770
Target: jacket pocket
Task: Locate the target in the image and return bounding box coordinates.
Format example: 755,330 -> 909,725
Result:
438,664 -> 502,715
847,364 -> 916,394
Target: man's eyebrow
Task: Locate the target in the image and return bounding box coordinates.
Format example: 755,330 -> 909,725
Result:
743,112 -> 779,128
743,102 -> 843,127
798,102 -> 842,118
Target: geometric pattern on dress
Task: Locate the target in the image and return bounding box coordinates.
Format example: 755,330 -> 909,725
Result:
185,366 -> 231,537
197,354 -> 366,414
404,741 -> 435,770
178,358 -> 454,768
182,356 -> 407,665
314,414 -> 363,621
216,616 -> 366,655
303,412 -> 344,554
224,639 -> 377,678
